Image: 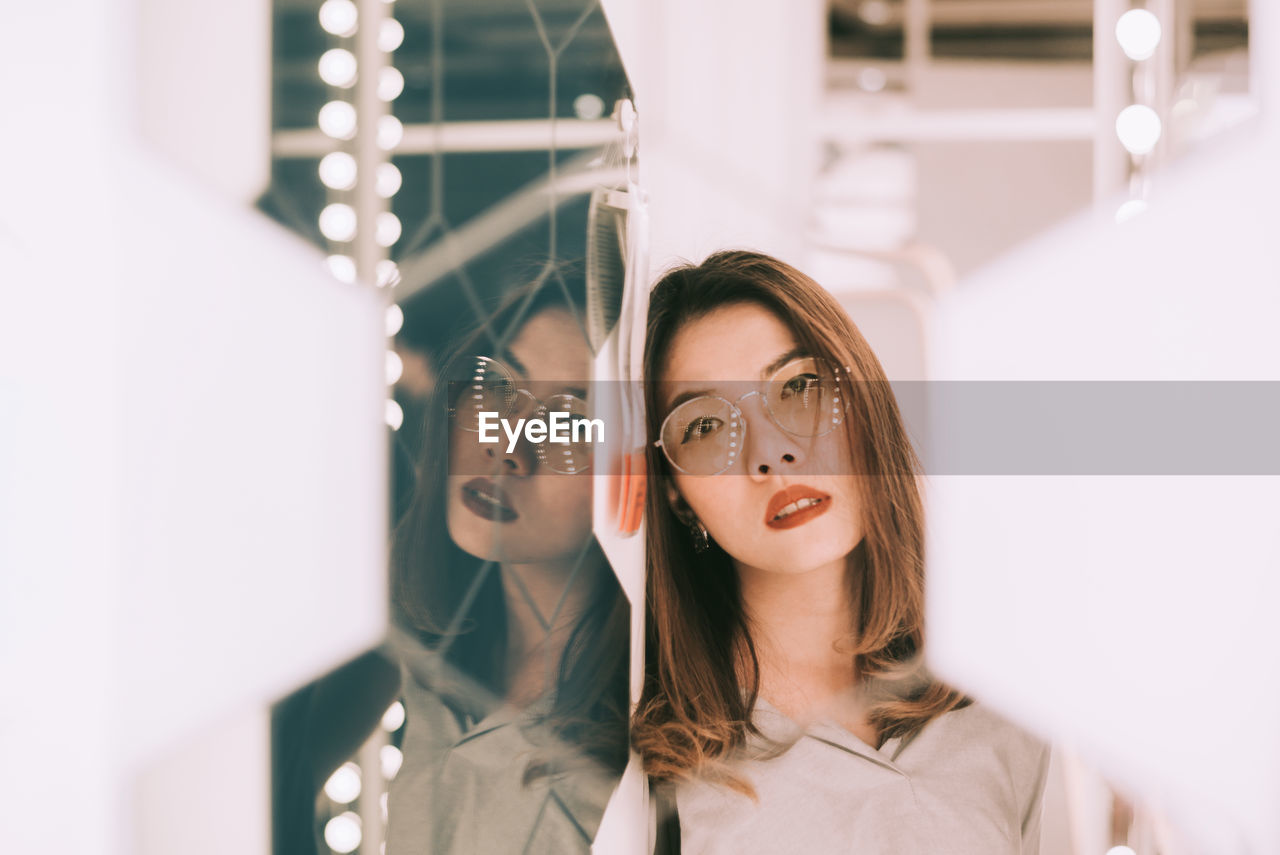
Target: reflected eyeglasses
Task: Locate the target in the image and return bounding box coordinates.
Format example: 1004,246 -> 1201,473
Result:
449,355 -> 592,474
653,357 -> 846,476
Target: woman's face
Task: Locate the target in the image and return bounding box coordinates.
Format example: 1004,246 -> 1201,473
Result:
446,307 -> 594,564
659,303 -> 864,576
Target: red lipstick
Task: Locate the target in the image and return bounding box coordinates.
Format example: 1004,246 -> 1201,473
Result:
765,485 -> 832,530
460,477 -> 518,522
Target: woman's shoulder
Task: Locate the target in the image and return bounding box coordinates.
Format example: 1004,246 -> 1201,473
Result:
923,700 -> 1051,781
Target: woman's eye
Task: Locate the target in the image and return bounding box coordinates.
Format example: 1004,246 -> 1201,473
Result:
681,416 -> 724,443
780,374 -> 820,400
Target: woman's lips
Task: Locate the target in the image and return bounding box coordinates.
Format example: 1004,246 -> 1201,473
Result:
765,484 -> 832,530
460,477 -> 518,522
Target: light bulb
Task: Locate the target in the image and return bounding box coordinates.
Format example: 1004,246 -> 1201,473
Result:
381,744 -> 403,778
319,0 -> 358,37
376,162 -> 402,198
324,813 -> 362,855
379,18 -> 405,52
1115,104 -> 1162,155
318,152 -> 357,191
318,49 -> 357,88
385,304 -> 404,336
378,115 -> 403,151
318,101 -> 357,140
386,350 -> 403,384
377,259 -> 400,288
376,212 -> 402,247
378,67 -> 405,102
319,203 -> 358,242
327,255 -> 356,283
1116,9 -> 1161,61
381,700 -> 406,731
1115,199 -> 1149,224
573,93 -> 605,120
385,400 -> 404,431
323,763 -> 362,804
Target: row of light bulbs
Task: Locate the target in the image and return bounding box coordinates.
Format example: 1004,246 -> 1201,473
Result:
1113,8 -> 1163,158
317,0 -> 408,433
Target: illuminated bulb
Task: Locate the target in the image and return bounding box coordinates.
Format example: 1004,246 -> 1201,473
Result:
385,400 -> 404,431
377,259 -> 401,288
858,67 -> 887,93
386,304 -> 404,336
378,115 -> 403,151
381,744 -> 404,778
324,762 -> 362,804
318,101 -> 357,140
319,0 -> 358,37
379,18 -> 405,52
324,813 -> 362,855
376,162 -> 402,198
858,0 -> 892,26
318,49 -> 357,88
378,67 -> 405,102
327,255 -> 357,283
376,212 -> 402,247
1115,105 -> 1162,155
386,350 -> 403,384
1115,199 -> 1148,224
382,700 -> 406,731
1105,847 -> 1137,855
319,203 -> 358,243
318,152 -> 357,191
1115,9 -> 1161,61
573,93 -> 605,120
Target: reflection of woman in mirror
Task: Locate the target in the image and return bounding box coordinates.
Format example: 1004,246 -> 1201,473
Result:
633,251 -> 1049,853
387,280 -> 629,854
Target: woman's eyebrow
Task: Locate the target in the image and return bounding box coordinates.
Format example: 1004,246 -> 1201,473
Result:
665,387 -> 717,413
761,347 -> 808,378
499,348 -> 528,378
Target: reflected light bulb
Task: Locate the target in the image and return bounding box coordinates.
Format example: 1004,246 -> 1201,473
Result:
318,152 -> 357,191
319,203 -> 358,243
1105,847 -> 1137,855
379,18 -> 405,52
377,259 -> 401,288
318,49 -> 357,88
378,115 -> 403,151
386,304 -> 404,336
382,700 -> 406,731
386,350 -> 403,385
318,101 -> 357,140
1115,105 -> 1162,154
376,162 -> 402,198
1114,199 -> 1149,224
376,212 -> 402,247
573,93 -> 605,120
327,255 -> 357,283
319,0 -> 358,37
1115,9 -> 1161,61
324,762 -> 362,804
381,743 -> 404,778
385,400 -> 404,431
324,813 -> 362,855
378,67 -> 405,102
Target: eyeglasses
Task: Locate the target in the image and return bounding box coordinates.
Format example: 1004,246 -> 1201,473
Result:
653,357 -> 845,476
449,355 -> 593,474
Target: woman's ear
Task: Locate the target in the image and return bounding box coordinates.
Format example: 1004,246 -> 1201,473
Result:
664,482 -> 695,525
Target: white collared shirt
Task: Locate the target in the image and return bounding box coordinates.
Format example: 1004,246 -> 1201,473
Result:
675,699 -> 1050,855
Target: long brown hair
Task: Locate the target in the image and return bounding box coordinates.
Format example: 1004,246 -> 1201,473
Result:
391,276 -> 630,778
631,250 -> 968,788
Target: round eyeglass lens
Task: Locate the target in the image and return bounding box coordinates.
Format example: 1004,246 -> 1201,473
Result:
660,396 -> 742,475
452,356 -> 518,431
535,393 -> 594,474
765,357 -> 842,437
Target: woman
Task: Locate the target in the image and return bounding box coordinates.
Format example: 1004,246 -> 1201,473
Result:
387,279 -> 629,854
633,251 -> 1049,853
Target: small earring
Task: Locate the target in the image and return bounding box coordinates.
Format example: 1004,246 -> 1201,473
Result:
690,520 -> 710,553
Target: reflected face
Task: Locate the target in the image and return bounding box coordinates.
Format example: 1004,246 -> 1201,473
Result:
659,303 -> 863,575
446,308 -> 594,563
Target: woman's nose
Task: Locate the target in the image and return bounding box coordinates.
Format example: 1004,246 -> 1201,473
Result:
741,397 -> 805,480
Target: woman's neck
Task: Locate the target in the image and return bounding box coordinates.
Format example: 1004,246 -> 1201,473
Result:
499,556 -> 593,704
735,548 -> 865,726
